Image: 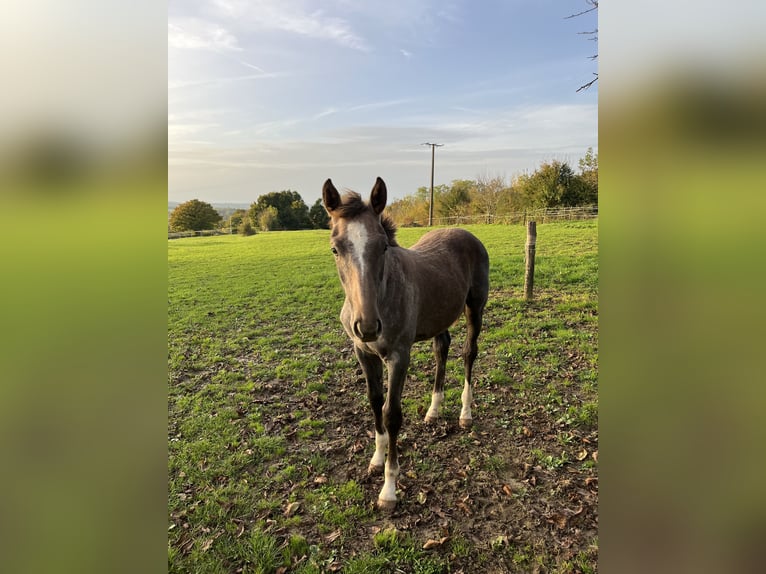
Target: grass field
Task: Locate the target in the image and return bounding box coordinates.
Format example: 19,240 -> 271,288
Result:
168,220 -> 598,573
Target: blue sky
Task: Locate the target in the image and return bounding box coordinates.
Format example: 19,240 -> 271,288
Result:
169,0 -> 598,205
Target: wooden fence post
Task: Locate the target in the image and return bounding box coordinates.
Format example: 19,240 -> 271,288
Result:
524,221 -> 537,301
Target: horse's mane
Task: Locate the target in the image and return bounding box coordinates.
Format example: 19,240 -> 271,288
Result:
336,191 -> 399,247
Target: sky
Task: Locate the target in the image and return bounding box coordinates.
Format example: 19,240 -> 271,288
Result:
168,0 -> 598,206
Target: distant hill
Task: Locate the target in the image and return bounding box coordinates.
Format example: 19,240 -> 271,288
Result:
168,200 -> 250,213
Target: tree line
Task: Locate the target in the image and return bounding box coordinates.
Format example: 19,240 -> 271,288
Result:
387,149 -> 597,227
169,148 -> 596,234
168,192 -> 329,235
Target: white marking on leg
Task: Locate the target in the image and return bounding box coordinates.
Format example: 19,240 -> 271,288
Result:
345,221 -> 369,279
424,391 -> 444,421
378,459 -> 399,503
460,379 -> 473,421
370,430 -> 388,468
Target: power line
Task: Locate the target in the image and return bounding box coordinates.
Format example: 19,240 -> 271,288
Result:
421,142 -> 443,226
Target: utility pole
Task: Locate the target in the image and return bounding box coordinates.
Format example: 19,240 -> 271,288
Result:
421,142 -> 443,226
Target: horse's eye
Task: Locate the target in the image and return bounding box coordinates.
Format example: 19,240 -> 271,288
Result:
331,247 -> 338,256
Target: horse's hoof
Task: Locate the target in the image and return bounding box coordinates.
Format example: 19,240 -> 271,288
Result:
377,498 -> 397,512
367,464 -> 384,476
459,418 -> 473,429
424,415 -> 438,425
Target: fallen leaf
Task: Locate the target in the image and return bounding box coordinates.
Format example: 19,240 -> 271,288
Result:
548,514 -> 567,529
502,484 -> 513,496
201,538 -> 215,552
522,426 -> 533,437
584,477 -> 598,487
284,502 -> 301,517
422,536 -> 450,550
592,450 -> 598,462
314,475 -> 328,484
234,521 -> 245,538
576,448 -> 588,461
276,568 -> 287,574
325,529 -> 342,543
417,491 -> 428,505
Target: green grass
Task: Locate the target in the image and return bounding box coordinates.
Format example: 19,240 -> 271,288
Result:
169,220 -> 598,573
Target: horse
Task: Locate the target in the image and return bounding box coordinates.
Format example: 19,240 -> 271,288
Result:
322,177 -> 490,510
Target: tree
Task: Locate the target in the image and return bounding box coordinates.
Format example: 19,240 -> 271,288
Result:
308,198 -> 330,229
169,199 -> 222,232
229,208 -> 248,229
437,180 -> 474,218
387,194 -> 429,227
566,0 -> 598,92
577,147 -> 598,205
249,190 -> 310,230
471,175 -> 508,221
258,206 -> 279,231
514,161 -> 577,208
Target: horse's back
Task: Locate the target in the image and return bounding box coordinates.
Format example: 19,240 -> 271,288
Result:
401,229 -> 487,341
412,228 -> 488,278
411,228 -> 486,259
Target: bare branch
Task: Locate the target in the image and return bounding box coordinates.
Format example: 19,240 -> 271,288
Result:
576,74 -> 598,93
565,0 -> 598,20
568,1 -> 598,93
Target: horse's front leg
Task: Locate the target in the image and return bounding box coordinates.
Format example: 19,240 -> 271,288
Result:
378,349 -> 409,511
354,347 -> 386,474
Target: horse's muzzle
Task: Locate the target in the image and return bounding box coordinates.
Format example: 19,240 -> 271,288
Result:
353,319 -> 382,342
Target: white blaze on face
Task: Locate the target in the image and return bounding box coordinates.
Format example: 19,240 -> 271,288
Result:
345,221 -> 369,279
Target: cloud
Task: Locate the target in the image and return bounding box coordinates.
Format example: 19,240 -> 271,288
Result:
168,71 -> 285,90
400,49 -> 412,58
313,108 -> 338,120
347,99 -> 413,112
210,0 -> 370,51
168,20 -> 242,52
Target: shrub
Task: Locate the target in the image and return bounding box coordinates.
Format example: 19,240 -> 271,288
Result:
238,219 -> 256,236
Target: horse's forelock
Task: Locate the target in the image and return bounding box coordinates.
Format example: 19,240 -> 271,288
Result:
334,191 -> 398,246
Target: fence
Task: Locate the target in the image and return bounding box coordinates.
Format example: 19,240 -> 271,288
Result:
168,229 -> 232,240
401,204 -> 598,227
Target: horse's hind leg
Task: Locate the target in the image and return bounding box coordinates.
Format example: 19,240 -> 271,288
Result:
460,296 -> 485,429
424,330 -> 450,424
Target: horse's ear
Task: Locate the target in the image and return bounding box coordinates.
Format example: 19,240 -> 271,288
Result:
323,179 -> 340,214
370,177 -> 387,215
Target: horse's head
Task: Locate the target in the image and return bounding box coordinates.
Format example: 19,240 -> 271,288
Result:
322,177 -> 394,343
